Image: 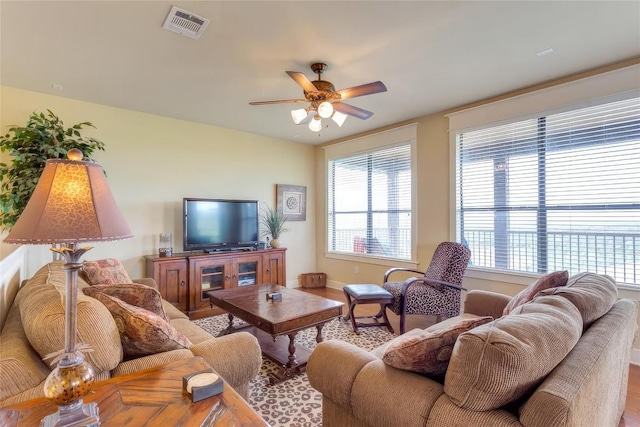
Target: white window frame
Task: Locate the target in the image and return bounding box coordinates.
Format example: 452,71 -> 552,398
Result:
447,64 -> 640,289
324,123 -> 419,268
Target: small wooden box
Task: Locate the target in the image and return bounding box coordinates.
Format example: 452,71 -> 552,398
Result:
300,272 -> 327,289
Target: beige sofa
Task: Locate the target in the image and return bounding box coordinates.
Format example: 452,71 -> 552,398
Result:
0,260 -> 262,407
308,272 -> 638,427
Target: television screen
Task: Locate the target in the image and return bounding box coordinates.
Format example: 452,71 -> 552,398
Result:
183,198 -> 259,252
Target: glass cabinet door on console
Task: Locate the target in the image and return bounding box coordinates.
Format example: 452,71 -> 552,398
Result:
146,248 -> 287,320
190,258 -> 232,316
233,254 -> 263,287
201,265 -> 225,294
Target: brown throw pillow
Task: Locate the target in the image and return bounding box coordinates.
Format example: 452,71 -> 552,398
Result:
93,293 -> 192,358
382,316 -> 493,375
503,270 -> 569,315
83,283 -> 169,322
82,258 -> 132,286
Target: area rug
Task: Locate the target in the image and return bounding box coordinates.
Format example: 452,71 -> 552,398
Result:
194,315 -> 396,427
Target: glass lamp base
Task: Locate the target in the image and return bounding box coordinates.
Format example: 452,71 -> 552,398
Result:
42,353 -> 99,427
40,399 -> 99,427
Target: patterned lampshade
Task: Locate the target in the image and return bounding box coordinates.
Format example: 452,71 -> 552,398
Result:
4,155 -> 132,244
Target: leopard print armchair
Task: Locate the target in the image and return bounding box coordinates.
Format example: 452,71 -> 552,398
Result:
383,241 -> 471,334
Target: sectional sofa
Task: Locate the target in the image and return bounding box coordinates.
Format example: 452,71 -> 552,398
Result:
308,272 -> 638,426
0,260 -> 262,407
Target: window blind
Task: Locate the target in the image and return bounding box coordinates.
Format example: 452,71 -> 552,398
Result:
328,143 -> 412,260
456,96 -> 640,285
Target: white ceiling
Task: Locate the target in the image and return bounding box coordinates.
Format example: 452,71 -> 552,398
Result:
2,1 -> 639,145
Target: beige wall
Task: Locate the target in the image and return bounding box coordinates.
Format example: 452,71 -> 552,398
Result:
0,87 -> 317,284
314,61 -> 640,359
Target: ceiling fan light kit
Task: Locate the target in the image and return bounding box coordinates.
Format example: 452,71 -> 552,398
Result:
291,108 -> 309,125
309,115 -> 322,132
331,111 -> 348,127
250,62 -> 387,133
317,101 -> 334,119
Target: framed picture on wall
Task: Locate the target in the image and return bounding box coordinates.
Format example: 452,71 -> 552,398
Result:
276,184 -> 306,221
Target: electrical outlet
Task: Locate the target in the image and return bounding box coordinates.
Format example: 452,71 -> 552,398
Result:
354,266 -> 359,274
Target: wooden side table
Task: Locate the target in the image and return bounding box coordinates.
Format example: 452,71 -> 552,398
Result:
0,357 -> 268,427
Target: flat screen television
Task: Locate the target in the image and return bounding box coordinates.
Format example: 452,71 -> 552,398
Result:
183,198 -> 259,252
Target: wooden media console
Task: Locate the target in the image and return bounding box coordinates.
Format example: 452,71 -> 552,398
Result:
145,248 -> 286,319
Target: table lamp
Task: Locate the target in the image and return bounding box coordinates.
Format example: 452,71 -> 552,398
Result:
3,149 -> 133,426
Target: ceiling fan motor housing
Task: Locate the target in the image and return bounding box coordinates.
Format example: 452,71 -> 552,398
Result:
304,62 -> 338,101
305,80 -> 336,101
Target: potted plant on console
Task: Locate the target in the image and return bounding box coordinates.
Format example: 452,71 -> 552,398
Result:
260,204 -> 289,248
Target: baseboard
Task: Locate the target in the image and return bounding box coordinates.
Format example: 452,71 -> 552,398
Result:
326,280 -> 345,290
293,280 -> 344,291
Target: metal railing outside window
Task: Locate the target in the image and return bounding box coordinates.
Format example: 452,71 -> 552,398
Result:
328,143 -> 413,261
456,96 -> 640,286
465,229 -> 639,284
333,227 -> 412,260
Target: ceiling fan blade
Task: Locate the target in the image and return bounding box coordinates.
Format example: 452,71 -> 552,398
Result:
286,71 -> 318,93
337,81 -> 387,100
249,99 -> 308,105
333,102 -> 374,120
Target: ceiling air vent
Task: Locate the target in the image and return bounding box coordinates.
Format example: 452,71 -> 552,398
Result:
162,6 -> 210,40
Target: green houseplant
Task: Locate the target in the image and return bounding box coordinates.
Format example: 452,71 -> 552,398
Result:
260,204 -> 289,248
0,110 -> 105,230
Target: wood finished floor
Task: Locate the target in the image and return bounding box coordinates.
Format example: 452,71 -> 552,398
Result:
300,286 -> 640,426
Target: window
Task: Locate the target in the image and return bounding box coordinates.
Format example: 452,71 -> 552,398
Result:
326,125 -> 416,261
455,96 -> 640,285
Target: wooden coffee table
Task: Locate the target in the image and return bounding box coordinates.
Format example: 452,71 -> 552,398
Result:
0,357 -> 267,427
209,283 -> 344,384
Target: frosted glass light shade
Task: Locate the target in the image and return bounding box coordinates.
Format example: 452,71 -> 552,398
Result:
291,108 -> 308,124
332,111 -> 348,127
317,102 -> 334,119
309,116 -> 322,132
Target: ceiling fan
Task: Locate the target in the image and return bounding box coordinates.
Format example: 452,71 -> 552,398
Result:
249,63 -> 387,131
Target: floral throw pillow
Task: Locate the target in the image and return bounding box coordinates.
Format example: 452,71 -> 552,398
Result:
93,293 -> 191,358
382,316 -> 493,375
83,283 -> 169,322
502,270 -> 569,315
82,258 -> 132,286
